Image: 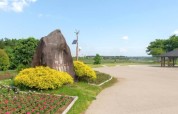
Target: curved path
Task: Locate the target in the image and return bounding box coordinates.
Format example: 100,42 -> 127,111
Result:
85,65 -> 178,114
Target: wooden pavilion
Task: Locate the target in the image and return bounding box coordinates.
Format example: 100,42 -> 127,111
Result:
160,49 -> 178,67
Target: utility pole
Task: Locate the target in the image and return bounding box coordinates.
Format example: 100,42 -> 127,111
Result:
75,30 -> 79,61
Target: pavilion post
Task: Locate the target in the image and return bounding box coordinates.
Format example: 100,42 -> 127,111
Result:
168,57 -> 170,67
161,57 -> 162,67
173,57 -> 175,67
161,57 -> 165,67
172,58 -> 174,67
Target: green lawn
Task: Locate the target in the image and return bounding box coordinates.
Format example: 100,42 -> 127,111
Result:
89,71 -> 112,85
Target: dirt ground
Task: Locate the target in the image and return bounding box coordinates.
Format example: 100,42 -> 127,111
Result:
85,65 -> 178,114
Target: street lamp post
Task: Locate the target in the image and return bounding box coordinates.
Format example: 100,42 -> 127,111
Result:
75,30 -> 79,61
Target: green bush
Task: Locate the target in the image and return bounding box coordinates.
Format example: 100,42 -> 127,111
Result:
12,37 -> 39,68
0,49 -> 10,71
93,54 -> 101,64
16,64 -> 29,72
74,61 -> 96,81
14,66 -> 74,90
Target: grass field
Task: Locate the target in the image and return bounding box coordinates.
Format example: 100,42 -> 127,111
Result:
87,62 -> 159,68
76,56 -> 159,68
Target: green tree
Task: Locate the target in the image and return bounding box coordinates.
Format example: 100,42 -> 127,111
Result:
4,46 -> 15,69
0,38 -> 18,69
0,39 -> 5,49
146,39 -> 166,56
0,49 -> 10,71
147,35 -> 178,56
163,35 -> 178,52
12,37 -> 39,68
93,54 -> 102,64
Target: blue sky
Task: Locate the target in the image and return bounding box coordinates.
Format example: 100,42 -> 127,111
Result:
1,0 -> 178,56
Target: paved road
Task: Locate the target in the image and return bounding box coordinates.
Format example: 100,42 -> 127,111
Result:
85,65 -> 178,114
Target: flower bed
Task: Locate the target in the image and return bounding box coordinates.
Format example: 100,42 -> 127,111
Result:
0,86 -> 73,114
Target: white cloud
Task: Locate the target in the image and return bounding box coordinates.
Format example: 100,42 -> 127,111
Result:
0,0 -> 8,11
121,35 -> 128,40
0,0 -> 37,12
173,30 -> 178,35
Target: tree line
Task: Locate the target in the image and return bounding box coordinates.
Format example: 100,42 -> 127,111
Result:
0,37 -> 39,71
146,35 -> 178,56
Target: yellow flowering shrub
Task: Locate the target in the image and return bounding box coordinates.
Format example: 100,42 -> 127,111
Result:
14,66 -> 73,90
73,61 -> 96,80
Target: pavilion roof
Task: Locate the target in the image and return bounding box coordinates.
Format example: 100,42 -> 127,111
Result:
160,49 -> 178,57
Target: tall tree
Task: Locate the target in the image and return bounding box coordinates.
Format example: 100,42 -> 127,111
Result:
146,39 -> 165,56
13,37 -> 39,68
147,35 -> 178,56
0,39 -> 5,49
163,35 -> 178,52
4,38 -> 19,69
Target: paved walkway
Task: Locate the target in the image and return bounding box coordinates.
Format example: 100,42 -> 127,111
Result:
85,65 -> 178,114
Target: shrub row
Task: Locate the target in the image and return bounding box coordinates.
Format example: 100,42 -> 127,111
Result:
14,61 -> 96,90
14,66 -> 73,90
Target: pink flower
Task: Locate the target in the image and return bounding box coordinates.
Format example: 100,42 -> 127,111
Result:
4,100 -> 8,104
5,112 -> 10,114
26,112 -> 31,114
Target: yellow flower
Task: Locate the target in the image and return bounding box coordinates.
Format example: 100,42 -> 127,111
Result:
14,66 -> 74,90
74,61 -> 96,80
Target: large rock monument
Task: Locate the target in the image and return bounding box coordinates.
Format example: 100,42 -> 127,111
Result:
32,29 -> 75,79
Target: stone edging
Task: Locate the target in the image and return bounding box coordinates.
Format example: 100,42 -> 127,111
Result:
62,96 -> 78,114
90,76 -> 113,86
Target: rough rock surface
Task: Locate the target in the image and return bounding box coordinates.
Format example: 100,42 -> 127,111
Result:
32,29 -> 75,79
